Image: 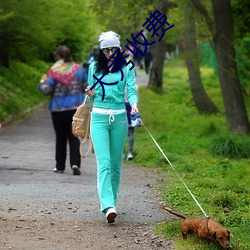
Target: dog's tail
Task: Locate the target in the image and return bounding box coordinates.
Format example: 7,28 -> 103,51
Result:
162,206 -> 187,220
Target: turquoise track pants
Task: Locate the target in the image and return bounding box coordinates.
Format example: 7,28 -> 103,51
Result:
90,111 -> 128,212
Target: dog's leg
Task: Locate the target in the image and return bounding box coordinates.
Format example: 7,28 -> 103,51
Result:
181,231 -> 188,239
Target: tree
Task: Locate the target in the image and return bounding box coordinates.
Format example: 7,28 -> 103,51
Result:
92,0 -> 181,91
232,0 -> 250,39
184,1 -> 218,114
232,0 -> 250,96
191,0 -> 250,134
148,0 -> 177,90
0,0 -> 59,66
92,0 -> 155,46
0,0 -> 98,66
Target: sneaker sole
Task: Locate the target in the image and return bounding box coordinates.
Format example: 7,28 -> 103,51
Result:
107,212 -> 117,223
53,170 -> 64,173
72,168 -> 81,175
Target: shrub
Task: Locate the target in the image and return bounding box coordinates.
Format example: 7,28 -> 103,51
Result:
210,135 -> 250,159
210,191 -> 237,209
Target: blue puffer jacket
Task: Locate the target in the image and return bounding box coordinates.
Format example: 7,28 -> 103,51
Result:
39,67 -> 87,112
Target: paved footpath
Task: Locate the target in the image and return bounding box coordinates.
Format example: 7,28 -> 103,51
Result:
0,70 -> 173,249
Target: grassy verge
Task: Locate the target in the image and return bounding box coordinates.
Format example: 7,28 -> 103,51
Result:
129,58 -> 250,250
0,60 -> 50,125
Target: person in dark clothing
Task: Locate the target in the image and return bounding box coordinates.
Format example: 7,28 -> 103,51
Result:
125,102 -> 134,160
144,48 -> 153,74
39,45 -> 88,175
137,45 -> 144,69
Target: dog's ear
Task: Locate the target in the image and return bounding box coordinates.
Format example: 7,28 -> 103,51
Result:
227,230 -> 230,240
213,231 -> 217,240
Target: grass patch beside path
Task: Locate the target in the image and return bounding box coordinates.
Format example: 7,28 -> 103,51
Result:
0,60 -> 50,124
128,58 -> 250,250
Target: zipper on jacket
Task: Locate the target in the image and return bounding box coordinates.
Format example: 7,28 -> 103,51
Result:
107,72 -> 111,109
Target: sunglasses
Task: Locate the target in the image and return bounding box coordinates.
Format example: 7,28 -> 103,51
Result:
102,47 -> 119,55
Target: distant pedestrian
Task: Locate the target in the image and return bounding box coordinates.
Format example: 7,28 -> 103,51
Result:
125,102 -> 135,160
137,45 -> 144,69
124,83 -> 138,161
144,48 -> 152,74
87,46 -> 99,69
125,46 -> 137,77
39,45 -> 87,175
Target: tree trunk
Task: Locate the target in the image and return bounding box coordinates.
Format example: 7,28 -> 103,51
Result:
147,0 -> 168,90
184,4 -> 218,114
212,0 -> 250,134
148,40 -> 166,89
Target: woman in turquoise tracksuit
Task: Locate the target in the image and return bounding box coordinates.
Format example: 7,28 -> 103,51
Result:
86,31 -> 138,223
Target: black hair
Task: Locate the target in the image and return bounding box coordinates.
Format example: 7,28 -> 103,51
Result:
54,45 -> 73,63
95,48 -> 126,74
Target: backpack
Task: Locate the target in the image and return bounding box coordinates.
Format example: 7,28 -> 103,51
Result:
72,95 -> 93,158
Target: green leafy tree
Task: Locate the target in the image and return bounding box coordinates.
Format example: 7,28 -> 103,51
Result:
0,0 -> 59,66
182,0 -> 218,114
191,0 -> 250,135
91,0 -> 155,46
0,0 -> 99,67
232,0 -> 250,95
93,0 -> 180,91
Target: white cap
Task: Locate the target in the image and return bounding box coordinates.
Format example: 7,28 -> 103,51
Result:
99,31 -> 121,49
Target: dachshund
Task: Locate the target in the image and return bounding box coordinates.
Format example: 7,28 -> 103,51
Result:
162,206 -> 231,249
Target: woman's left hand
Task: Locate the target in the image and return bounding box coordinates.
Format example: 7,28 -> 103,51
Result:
40,74 -> 47,83
131,103 -> 138,116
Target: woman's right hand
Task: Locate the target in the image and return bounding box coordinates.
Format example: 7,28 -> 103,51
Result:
85,85 -> 95,97
131,103 -> 138,116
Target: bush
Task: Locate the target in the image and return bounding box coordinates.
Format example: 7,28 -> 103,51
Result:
210,135 -> 250,159
210,191 -> 237,209
0,60 -> 48,122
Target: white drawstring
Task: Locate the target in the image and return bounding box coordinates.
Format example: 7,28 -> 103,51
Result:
92,107 -> 125,125
109,112 -> 115,124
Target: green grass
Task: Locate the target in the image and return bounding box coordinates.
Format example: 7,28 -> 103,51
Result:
128,58 -> 250,250
0,60 -> 50,123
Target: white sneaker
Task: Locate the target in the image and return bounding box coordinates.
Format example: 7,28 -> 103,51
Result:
53,168 -> 64,173
105,207 -> 117,223
127,152 -> 133,160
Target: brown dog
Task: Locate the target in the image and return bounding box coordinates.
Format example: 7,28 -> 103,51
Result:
163,207 -> 231,249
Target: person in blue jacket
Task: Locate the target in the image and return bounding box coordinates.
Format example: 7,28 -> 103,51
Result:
39,45 -> 87,176
85,31 -> 138,223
